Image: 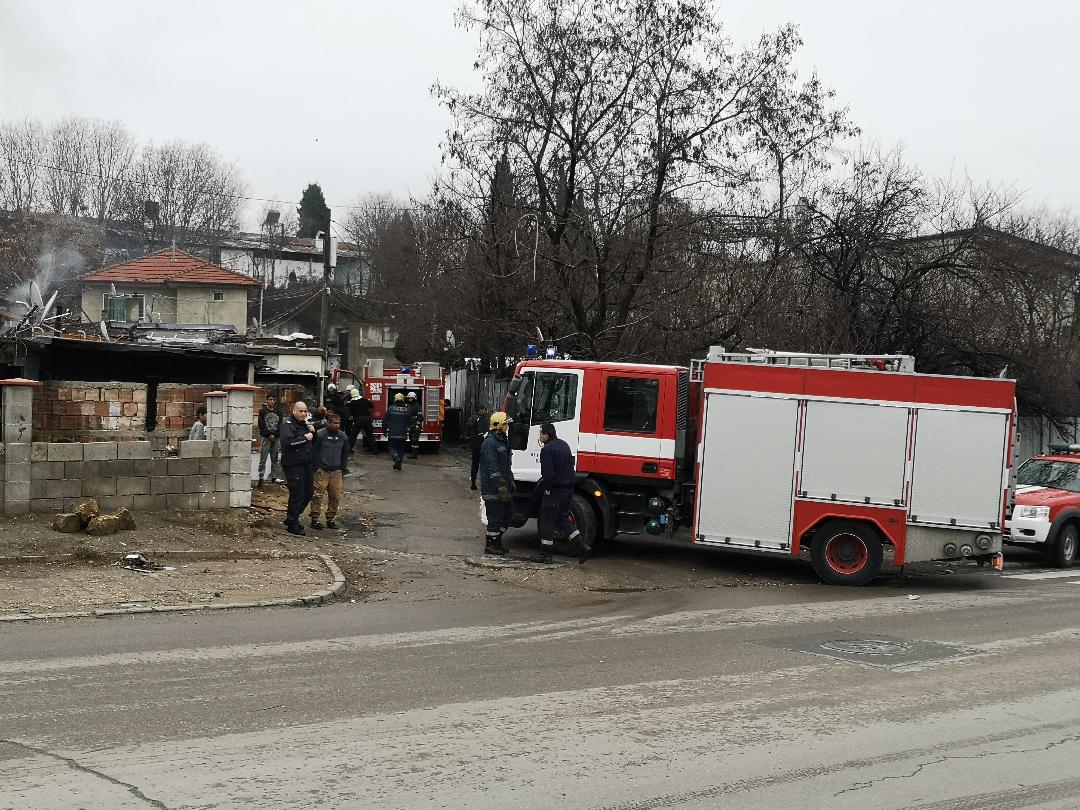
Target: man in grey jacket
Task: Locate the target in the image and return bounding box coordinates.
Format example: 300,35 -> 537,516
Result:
309,412 -> 349,530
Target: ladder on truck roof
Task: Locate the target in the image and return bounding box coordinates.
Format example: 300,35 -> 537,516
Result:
689,348 -> 915,382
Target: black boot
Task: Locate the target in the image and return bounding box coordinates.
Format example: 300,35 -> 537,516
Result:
484,535 -> 507,556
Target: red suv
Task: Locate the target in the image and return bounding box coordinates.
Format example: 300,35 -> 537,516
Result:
1006,445 -> 1080,567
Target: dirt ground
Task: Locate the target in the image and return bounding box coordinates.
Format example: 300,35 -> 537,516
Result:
0,445 -> 988,613
0,558 -> 327,613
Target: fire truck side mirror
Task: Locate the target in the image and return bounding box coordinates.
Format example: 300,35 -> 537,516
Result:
508,420 -> 529,451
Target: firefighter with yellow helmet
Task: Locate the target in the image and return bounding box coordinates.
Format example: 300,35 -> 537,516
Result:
479,410 -> 515,555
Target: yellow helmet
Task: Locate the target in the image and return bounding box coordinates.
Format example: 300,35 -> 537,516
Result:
489,411 -> 512,431
394,393 -> 405,402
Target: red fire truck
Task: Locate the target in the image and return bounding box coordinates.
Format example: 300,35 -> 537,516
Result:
362,359 -> 446,449
505,348 -> 1016,585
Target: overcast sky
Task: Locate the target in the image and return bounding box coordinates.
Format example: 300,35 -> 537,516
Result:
1,0 -> 1077,227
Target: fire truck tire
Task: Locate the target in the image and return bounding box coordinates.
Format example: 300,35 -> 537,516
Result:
569,493 -> 598,549
810,520 -> 883,586
1048,522 -> 1078,568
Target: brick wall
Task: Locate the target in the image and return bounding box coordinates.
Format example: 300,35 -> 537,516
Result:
33,382 -> 147,442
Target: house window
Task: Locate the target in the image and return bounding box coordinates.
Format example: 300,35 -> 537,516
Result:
102,293 -> 144,322
604,376 -> 659,433
213,291 -> 224,301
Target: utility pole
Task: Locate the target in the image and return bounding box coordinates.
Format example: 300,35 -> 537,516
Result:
319,210 -> 332,405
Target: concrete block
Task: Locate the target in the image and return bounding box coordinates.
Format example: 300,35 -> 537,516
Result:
116,477 -> 150,496
96,495 -> 135,512
83,442 -> 118,461
131,458 -> 152,477
229,454 -> 250,475
31,498 -> 64,514
150,476 -> 184,495
45,461 -> 67,480
31,442 -> 48,462
31,463 -> 48,481
180,439 -> 213,459
5,480 -> 30,504
69,460 -> 99,479
229,489 -> 252,508
3,386 -> 32,409
215,474 -> 232,493
116,441 -> 152,460
166,493 -> 200,510
226,440 -> 251,458
227,423 -> 253,441
5,463 -> 30,483
132,494 -> 168,512
199,457 -> 229,476
209,440 -> 226,458
45,479 -> 81,499
150,458 -> 170,478
4,422 -> 31,444
167,458 -> 199,476
207,427 -> 226,441
5,443 -> 29,464
47,443 -> 83,462
99,460 -> 134,478
199,491 -> 226,510
183,474 -> 215,494
29,479 -> 44,498
228,473 -> 251,493
81,477 -> 116,498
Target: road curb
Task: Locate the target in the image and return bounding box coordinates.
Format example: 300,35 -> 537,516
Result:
0,552 -> 346,623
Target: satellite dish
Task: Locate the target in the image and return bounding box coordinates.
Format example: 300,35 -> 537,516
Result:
99,321 -> 110,342
37,291 -> 58,323
536,327 -> 545,343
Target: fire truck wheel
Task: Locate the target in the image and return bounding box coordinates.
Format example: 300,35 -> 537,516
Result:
810,520 -> 883,586
569,493 -> 598,549
1048,522 -> 1078,568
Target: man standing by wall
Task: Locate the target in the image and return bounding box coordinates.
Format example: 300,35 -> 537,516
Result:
383,393 -> 412,471
257,394 -> 284,487
479,411 -> 515,556
467,404 -> 489,490
536,422 -> 584,563
279,400 -> 316,536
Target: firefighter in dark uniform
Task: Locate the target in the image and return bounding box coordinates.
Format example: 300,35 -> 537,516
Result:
406,390 -> 422,458
479,411 -> 515,556
383,393 -> 412,470
467,404 -> 489,490
536,422 -> 587,562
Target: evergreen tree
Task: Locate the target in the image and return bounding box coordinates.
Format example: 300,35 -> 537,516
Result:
296,183 -> 330,238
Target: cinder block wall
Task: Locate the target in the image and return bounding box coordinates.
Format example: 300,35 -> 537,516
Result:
33,382 -> 147,442
2,382 -> 256,514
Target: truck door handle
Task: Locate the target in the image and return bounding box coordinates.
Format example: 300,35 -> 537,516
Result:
642,462 -> 658,473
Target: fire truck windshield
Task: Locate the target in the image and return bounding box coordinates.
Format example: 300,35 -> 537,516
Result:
1018,459 -> 1080,493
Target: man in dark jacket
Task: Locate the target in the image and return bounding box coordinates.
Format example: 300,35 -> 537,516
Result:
279,400 -> 316,536
256,394 -> 285,487
383,393 -> 412,470
537,422 -> 586,562
308,411 -> 349,530
467,404 -> 489,490
348,387 -> 377,454
479,411 -> 515,556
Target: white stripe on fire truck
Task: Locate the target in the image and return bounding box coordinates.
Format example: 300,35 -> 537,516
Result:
578,433 -> 676,457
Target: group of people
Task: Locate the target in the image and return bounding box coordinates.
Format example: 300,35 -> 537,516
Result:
256,388 -> 371,537
471,407 -> 589,564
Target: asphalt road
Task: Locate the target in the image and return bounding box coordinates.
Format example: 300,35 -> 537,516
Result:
4,557 -> 1080,809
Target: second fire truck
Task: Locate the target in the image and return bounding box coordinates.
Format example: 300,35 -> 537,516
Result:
504,348 -> 1016,585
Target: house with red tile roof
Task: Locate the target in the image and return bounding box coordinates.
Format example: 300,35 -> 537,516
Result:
79,249 -> 258,334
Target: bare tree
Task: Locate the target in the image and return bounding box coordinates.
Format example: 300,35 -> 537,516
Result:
0,117 -> 45,212
42,115 -> 92,216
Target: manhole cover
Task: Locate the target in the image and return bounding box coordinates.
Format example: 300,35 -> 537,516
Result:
756,633 -> 970,669
819,638 -> 914,657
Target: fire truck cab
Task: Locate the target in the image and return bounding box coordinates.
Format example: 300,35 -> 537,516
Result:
363,359 -> 446,449
506,349 -> 1017,585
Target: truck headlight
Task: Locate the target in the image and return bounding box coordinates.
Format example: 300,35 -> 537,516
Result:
1016,505 -> 1050,520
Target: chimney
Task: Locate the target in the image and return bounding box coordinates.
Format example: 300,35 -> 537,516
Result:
171,239 -> 176,261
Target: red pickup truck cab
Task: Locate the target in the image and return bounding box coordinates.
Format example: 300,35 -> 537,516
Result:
1006,446 -> 1080,567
